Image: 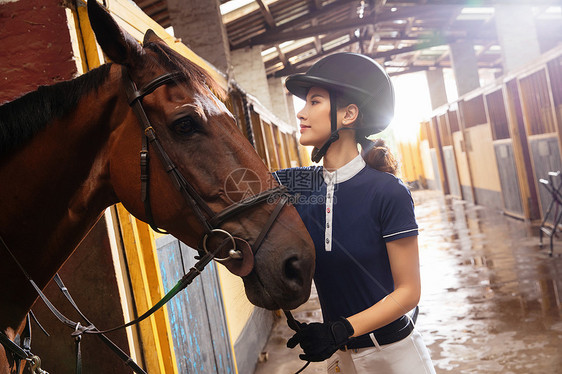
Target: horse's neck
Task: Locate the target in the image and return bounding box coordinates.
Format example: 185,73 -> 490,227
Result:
0,68 -> 125,330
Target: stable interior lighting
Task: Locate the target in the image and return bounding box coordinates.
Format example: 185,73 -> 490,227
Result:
220,0 -> 254,15
457,7 -> 494,20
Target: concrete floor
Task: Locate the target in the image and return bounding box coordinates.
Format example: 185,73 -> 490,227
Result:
254,190 -> 562,374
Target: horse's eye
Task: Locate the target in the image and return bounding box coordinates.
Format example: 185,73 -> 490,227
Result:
171,116 -> 199,136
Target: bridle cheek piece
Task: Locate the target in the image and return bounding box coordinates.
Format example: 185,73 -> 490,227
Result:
123,67 -> 289,276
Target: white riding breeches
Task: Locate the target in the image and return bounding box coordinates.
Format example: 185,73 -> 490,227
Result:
326,329 -> 435,374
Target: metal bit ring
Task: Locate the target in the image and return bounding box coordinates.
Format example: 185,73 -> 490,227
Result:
202,229 -> 240,262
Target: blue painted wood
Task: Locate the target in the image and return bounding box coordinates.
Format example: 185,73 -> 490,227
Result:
156,236 -> 235,374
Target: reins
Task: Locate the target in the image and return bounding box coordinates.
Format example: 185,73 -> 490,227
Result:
1,67 -> 292,373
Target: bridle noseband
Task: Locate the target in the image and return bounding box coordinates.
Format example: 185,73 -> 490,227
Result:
123,67 -> 289,276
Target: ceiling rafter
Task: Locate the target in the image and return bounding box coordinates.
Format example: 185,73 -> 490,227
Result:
131,0 -> 561,78
231,0 -> 364,48
256,0 -> 276,28
236,5 -> 448,48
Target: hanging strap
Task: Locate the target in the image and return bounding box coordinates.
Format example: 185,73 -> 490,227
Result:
0,330 -> 31,362
53,275 -> 147,374
310,91 -> 343,163
140,130 -> 167,234
0,235 -> 148,373
1,229 -> 215,374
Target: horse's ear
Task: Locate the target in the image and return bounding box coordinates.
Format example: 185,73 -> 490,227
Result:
87,0 -> 144,66
143,29 -> 164,45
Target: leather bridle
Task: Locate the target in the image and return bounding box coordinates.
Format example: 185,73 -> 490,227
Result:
0,67 -> 292,374
123,66 -> 290,276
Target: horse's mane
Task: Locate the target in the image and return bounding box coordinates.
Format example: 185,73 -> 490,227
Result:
0,64 -> 112,157
0,39 -> 225,158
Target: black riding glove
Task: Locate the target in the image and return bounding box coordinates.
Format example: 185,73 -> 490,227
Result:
286,317 -> 354,362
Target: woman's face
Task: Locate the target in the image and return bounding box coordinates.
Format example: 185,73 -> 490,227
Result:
297,86 -> 332,148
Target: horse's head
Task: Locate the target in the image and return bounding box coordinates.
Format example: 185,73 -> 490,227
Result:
87,1 -> 314,310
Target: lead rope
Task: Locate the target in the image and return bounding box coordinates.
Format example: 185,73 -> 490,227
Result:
284,310 -> 311,374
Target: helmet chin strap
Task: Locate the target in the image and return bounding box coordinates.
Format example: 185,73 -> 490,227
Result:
311,91 -> 352,163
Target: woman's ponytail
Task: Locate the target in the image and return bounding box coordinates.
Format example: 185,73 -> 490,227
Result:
358,136 -> 399,175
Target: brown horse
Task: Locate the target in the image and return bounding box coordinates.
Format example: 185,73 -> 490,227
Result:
0,1 -> 314,372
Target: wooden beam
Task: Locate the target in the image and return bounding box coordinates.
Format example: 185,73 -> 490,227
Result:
388,66 -> 430,77
272,38 -> 358,77
271,34 -> 473,77
276,44 -> 288,67
234,5 -> 448,48
368,38 -> 455,59
255,0 -> 276,28
232,0 -> 360,48
311,19 -> 323,53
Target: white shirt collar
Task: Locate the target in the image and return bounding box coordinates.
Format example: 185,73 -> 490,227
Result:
322,154 -> 366,184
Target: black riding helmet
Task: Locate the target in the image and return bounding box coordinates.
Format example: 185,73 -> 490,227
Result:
285,52 -> 394,162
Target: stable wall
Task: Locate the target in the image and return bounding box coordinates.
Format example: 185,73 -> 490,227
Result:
419,138 -> 436,189
464,124 -> 503,210
418,45 -> 562,222
30,216 -> 136,373
0,0 -> 78,103
398,140 -> 425,187
452,130 -> 474,203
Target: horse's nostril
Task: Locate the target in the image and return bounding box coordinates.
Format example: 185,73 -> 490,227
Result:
284,256 -> 304,288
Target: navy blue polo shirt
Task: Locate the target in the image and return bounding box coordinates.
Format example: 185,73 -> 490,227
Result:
274,155 -> 417,323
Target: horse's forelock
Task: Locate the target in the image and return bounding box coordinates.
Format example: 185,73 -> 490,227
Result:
143,42 -> 226,101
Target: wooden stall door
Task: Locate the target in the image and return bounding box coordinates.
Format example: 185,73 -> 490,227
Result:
486,89 -> 525,218
528,135 -> 562,222
429,149 -> 443,192
442,145 -> 461,198
439,111 -> 461,199
505,79 -> 541,220
520,68 -> 560,221
460,94 -> 503,210
494,140 -> 524,216
156,236 -> 235,374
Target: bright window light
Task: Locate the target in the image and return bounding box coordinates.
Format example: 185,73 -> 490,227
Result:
220,0 -> 254,15
457,7 -> 494,20
279,40 -> 294,49
461,7 -> 494,14
537,6 -> 562,18
261,47 -> 276,56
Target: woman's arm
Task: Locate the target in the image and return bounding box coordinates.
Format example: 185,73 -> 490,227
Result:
346,235 -> 421,337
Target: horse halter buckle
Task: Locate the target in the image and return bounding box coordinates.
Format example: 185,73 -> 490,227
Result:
122,67 -> 289,276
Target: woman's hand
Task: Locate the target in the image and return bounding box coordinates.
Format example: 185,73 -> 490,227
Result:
286,317 -> 354,362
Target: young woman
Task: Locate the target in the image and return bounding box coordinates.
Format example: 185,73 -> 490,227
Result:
275,53 -> 435,373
